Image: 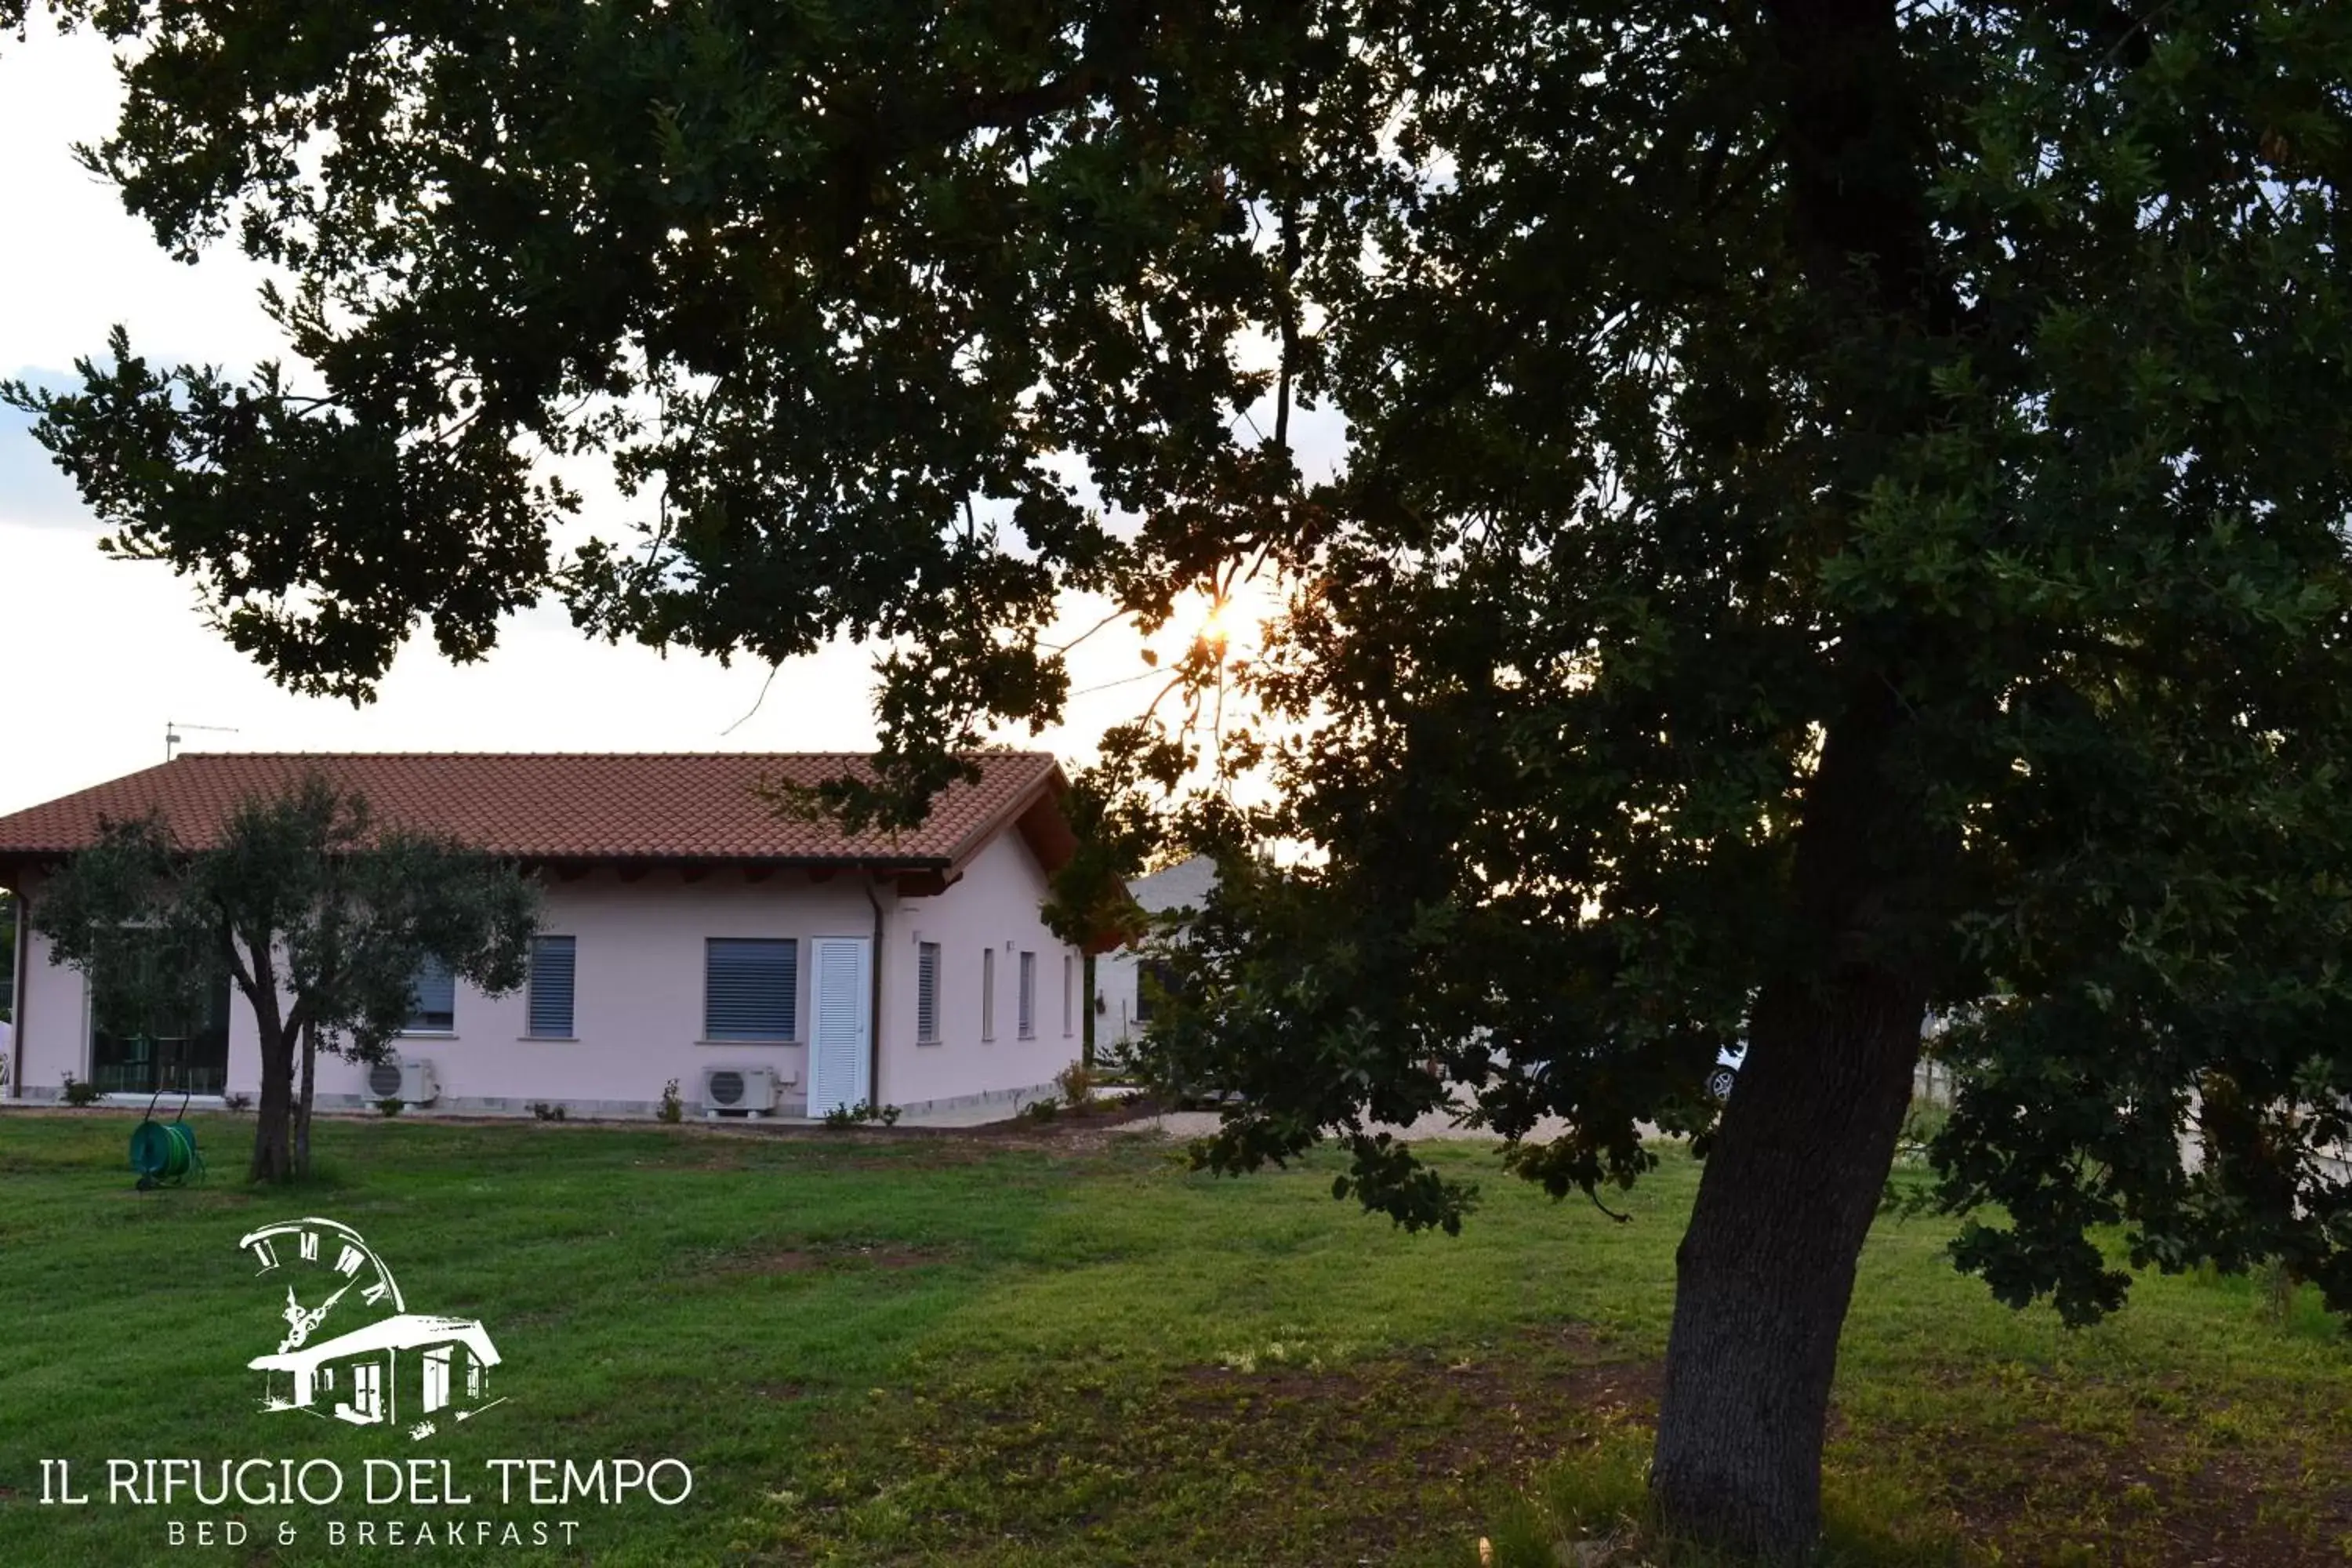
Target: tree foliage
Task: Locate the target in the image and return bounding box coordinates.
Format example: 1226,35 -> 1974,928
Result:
10,0 -> 2352,1552
1,888 -> 17,1025
35,777 -> 538,1180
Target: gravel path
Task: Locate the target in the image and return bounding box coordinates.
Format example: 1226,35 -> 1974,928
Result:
1140,1107 -> 1586,1143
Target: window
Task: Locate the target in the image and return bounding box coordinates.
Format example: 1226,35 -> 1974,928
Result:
1018,951 -> 1036,1039
405,958 -> 456,1034
980,949 -> 995,1043
527,936 -> 575,1038
916,942 -> 941,1044
1134,958 -> 1178,1024
705,938 -> 797,1040
1062,954 -> 1075,1037
89,930 -> 231,1094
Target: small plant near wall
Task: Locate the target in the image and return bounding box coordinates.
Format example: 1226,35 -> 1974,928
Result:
60,1073 -> 103,1107
528,1101 -> 568,1122
1054,1062 -> 1095,1108
224,1091 -> 252,1113
821,1099 -> 902,1130
656,1079 -> 684,1124
1018,1095 -> 1060,1124
374,1098 -> 405,1118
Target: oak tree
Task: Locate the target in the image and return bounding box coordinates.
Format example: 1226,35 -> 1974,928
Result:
9,0 -> 2352,1555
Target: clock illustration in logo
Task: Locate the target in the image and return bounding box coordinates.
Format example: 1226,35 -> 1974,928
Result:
239,1217 -> 502,1438
242,1218 -> 407,1352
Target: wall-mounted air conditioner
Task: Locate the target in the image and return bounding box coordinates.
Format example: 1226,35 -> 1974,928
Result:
702,1065 -> 783,1117
368,1058 -> 439,1105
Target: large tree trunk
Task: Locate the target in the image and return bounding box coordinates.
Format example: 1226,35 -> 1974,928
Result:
1650,681 -> 1946,1558
249,1023 -> 296,1183
1649,967 -> 1926,1555
1645,1 -> 1956,1548
243,945 -> 298,1184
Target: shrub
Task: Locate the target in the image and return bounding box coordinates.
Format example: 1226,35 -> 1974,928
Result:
223,1091 -> 252,1113
1054,1061 -> 1094,1108
1019,1095 -> 1061,1123
375,1098 -> 405,1118
529,1101 -> 568,1122
821,1099 -> 903,1129
656,1078 -> 684,1124
60,1074 -> 102,1107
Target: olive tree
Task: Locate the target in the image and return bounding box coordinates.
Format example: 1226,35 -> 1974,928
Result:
36,776 -> 537,1181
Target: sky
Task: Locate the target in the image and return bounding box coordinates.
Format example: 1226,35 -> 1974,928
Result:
0,18 -> 1320,820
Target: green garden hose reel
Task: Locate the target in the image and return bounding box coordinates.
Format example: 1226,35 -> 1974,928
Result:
129,1073 -> 204,1191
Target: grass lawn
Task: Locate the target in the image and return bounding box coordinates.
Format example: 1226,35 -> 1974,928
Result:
0,1108 -> 2347,1566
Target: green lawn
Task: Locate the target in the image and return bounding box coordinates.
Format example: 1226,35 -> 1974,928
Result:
0,1109 -> 2346,1566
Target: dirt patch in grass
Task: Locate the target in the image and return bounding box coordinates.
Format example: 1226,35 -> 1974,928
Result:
1892,1409 -> 2352,1566
757,1327 -> 1664,1564
837,1240 -> 943,1268
762,1319 -> 2351,1568
957,1098 -> 1175,1147
739,1248 -> 821,1274
634,1153 -> 753,1171
728,1239 -> 953,1276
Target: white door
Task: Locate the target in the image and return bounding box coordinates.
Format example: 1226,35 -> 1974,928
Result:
422,1345 -> 451,1414
807,936 -> 873,1116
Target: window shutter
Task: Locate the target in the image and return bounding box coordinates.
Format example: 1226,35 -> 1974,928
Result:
1018,951 -> 1036,1038
916,943 -> 941,1042
706,938 -> 797,1040
528,936 -> 576,1038
981,949 -> 995,1042
406,958 -> 456,1033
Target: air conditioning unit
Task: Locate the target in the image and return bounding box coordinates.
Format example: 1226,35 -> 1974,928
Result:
368,1058 -> 439,1105
702,1065 -> 781,1118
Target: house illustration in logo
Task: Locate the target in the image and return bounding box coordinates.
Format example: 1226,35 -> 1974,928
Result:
240,1218 -> 503,1438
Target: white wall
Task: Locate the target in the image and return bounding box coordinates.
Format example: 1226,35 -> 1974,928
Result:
325,867 -> 885,1116
880,827 -> 1084,1109
1095,856 -> 1218,1054
7,833 -> 1084,1119
13,902 -> 73,1095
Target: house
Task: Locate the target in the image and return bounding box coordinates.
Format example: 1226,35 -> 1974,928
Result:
0,752 -> 1090,1120
1094,855 -> 1218,1056
252,1313 -> 500,1431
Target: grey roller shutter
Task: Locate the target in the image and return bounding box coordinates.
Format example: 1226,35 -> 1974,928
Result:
916,942 -> 941,1043
705,938 -> 797,1040
528,936 -> 576,1038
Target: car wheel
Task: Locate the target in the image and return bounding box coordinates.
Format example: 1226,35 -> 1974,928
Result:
1706,1068 -> 1737,1102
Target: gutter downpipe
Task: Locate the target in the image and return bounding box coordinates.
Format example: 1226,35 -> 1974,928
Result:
9,885 -> 27,1101
862,870 -> 887,1111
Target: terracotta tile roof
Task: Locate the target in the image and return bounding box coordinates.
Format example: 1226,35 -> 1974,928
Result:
0,752 -> 1067,870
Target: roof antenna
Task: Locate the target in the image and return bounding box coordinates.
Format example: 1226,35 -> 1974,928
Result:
165,720 -> 241,763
